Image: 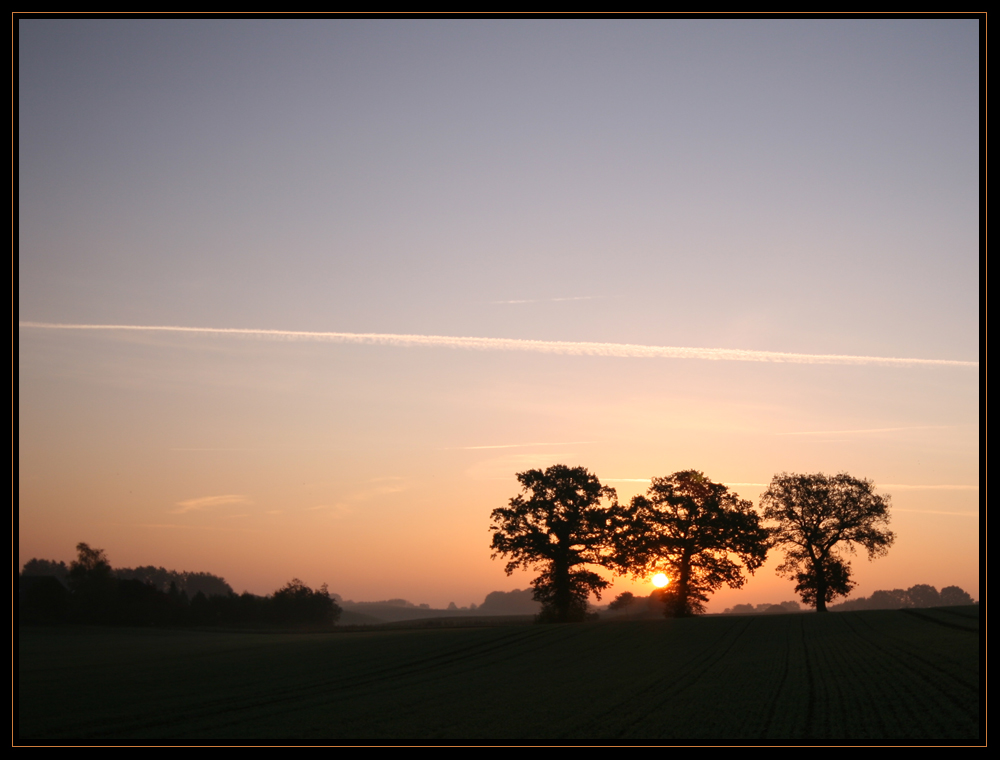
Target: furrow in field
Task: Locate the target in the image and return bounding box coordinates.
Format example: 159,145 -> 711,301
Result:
134,624 -> 620,742
20,626 -> 556,742
836,612 -> 980,739
783,611 -> 977,742
754,614 -> 808,741
17,609 -> 983,744
576,616 -> 767,741
849,611 -> 979,700
901,608 -> 979,633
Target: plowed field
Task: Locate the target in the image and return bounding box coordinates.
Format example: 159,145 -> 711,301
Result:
17,606 -> 980,744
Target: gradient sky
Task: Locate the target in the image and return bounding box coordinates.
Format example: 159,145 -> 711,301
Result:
18,19 -> 980,609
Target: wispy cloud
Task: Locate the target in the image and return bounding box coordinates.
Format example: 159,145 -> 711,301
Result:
21,322 -> 977,368
604,480 -> 976,491
605,479 -> 772,488
307,504 -> 354,518
490,296 -> 606,304
778,425 -> 972,436
892,508 -> 979,517
606,481 -> 771,487
173,494 -> 250,513
170,447 -> 275,451
457,441 -> 595,450
880,484 -> 979,490
355,484 -> 406,500
134,523 -> 264,532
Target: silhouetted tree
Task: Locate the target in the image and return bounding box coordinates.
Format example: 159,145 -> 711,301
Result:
906,583 -> 941,608
761,472 -> 894,612
489,465 -> 619,622
616,471 -> 769,617
115,566 -> 233,598
271,579 -> 341,625
940,585 -> 974,606
722,600 -> 801,615
68,543 -> 112,588
608,591 -> 636,611
477,589 -> 540,615
793,556 -> 854,610
67,543 -> 117,622
868,588 -> 910,609
20,558 -> 69,582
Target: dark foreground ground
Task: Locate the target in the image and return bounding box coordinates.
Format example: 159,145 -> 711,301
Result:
17,606 -> 980,744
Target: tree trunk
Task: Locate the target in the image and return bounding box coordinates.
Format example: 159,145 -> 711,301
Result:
678,555 -> 692,616
815,558 -> 828,612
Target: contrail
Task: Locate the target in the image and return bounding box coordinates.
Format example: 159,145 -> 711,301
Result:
19,322 -> 978,368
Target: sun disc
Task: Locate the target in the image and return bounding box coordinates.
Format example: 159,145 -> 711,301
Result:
652,573 -> 669,588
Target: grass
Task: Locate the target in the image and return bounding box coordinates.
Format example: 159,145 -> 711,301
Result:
17,606 -> 980,744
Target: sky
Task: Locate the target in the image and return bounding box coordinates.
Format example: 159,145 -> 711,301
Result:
18,19 -> 980,610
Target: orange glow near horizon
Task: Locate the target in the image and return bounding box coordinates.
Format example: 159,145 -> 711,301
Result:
17,22 -> 979,611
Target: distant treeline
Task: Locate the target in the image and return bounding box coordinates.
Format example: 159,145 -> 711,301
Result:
600,591 -> 801,618
608,585 -> 976,617
722,601 -> 803,615
19,545 -> 543,628
334,589 -> 541,624
829,584 -> 974,611
18,544 -> 339,628
20,557 -> 234,598
336,589 -> 539,615
722,584 -> 975,615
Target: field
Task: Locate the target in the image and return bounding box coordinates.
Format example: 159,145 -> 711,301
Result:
17,607 -> 981,744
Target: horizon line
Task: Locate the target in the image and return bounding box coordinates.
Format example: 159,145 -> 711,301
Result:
19,322 -> 978,368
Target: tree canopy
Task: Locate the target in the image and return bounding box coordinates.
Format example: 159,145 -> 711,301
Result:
617,470 -> 769,617
271,578 -> 342,624
68,542 -> 112,589
489,464 -> 620,622
760,472 -> 894,612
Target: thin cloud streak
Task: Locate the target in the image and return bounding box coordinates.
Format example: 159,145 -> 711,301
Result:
778,425 -> 972,436
607,480 -> 771,487
173,494 -> 249,513
604,478 -> 660,483
457,441 -> 595,450
605,480 -> 975,491
880,484 -> 979,490
892,509 -> 978,517
21,322 -> 978,367
134,523 -> 264,532
491,296 -> 606,304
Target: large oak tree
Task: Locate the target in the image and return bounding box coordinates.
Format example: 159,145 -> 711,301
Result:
490,465 -> 620,622
619,470 -> 769,617
760,472 -> 894,612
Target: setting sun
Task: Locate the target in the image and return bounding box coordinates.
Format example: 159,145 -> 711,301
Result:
652,573 -> 670,588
